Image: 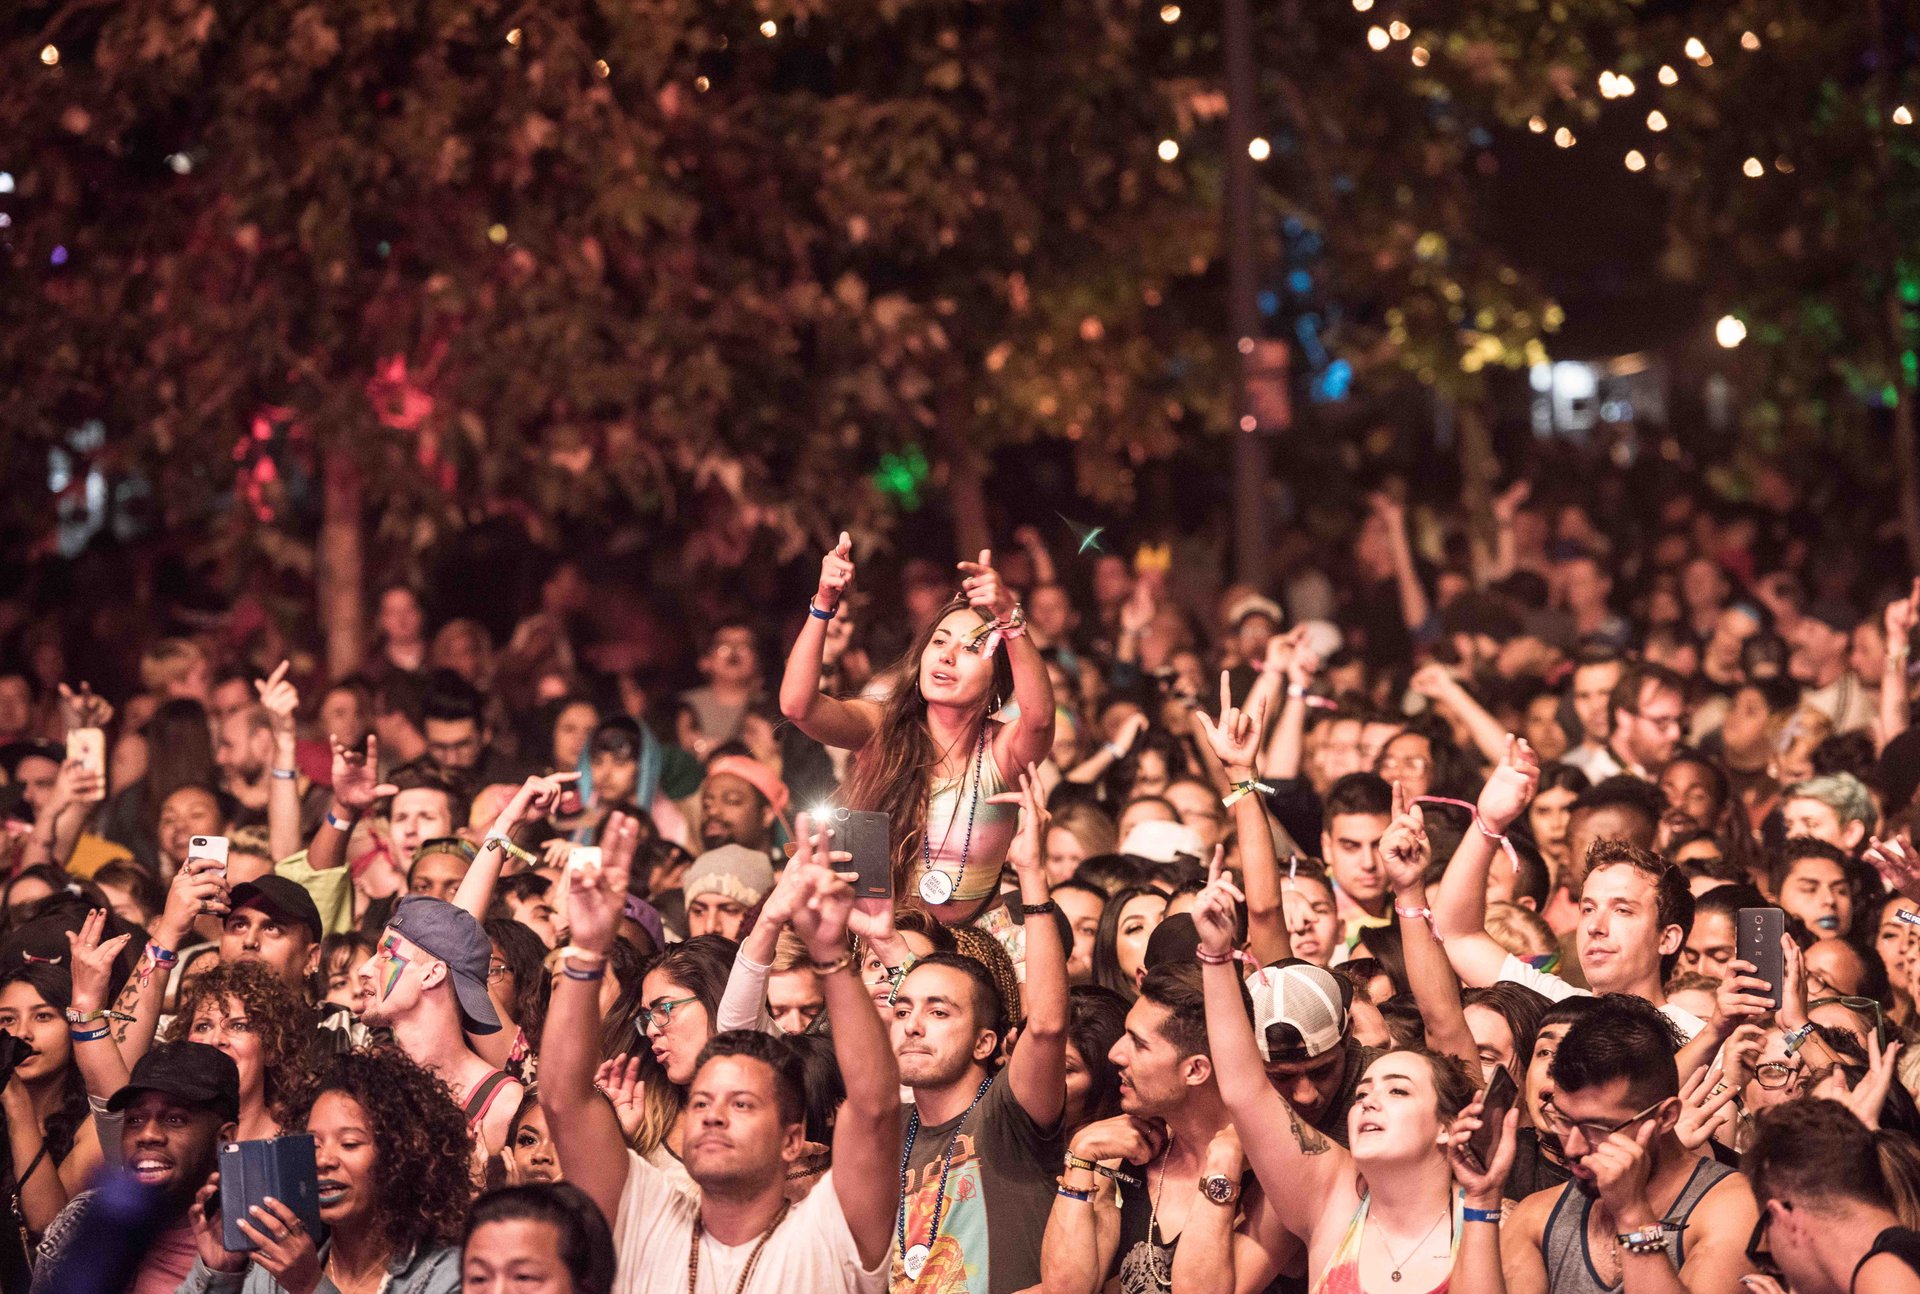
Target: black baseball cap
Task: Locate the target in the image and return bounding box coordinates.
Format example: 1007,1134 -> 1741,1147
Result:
386,895 -> 501,1034
107,1041 -> 240,1121
227,876 -> 324,942
0,739 -> 64,779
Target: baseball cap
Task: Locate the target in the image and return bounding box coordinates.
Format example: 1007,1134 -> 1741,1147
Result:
1226,594 -> 1284,630
386,895 -> 502,1034
1246,959 -> 1350,1063
1802,599 -> 1857,637
107,1041 -> 240,1121
1119,820 -> 1206,866
0,739 -> 64,779
228,876 -> 324,943
683,844 -> 774,908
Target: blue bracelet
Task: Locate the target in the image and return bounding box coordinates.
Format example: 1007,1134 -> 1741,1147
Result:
1462,1206 -> 1501,1224
325,809 -> 355,833
807,599 -> 836,620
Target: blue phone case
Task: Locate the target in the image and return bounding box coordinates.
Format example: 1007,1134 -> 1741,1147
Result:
219,1134 -> 323,1253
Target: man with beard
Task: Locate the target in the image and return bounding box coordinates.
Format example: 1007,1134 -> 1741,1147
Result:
542,814 -> 900,1294
1500,995 -> 1756,1294
1040,962 -> 1299,1293
697,755 -> 787,856
31,1042 -> 240,1294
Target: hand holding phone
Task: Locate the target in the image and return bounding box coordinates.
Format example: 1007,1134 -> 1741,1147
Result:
1464,1066 -> 1517,1173
189,835 -> 231,878
1737,907 -> 1787,1011
66,727 -> 106,801
219,1135 -> 321,1253
834,808 -> 893,900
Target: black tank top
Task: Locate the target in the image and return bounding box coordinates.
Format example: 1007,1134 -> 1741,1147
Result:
1114,1162 -> 1290,1294
1854,1227 -> 1920,1291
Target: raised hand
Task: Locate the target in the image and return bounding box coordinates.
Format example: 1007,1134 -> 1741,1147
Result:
1192,852 -> 1244,958
66,908 -> 131,1015
1106,711 -> 1149,760
1586,1119 -> 1659,1224
568,813 -> 637,954
1865,835 -> 1920,904
1475,735 -> 1539,835
160,856 -> 231,946
254,660 -> 299,744
1447,1094 -> 1518,1209
1675,1057 -> 1740,1151
329,733 -> 397,816
1368,491 -> 1407,531
957,549 -> 1016,621
1824,1031 -> 1903,1131
494,771 -> 584,835
1379,780 -> 1431,896
987,766 -> 1051,879
236,1195 -> 321,1293
1886,578 -> 1920,650
816,531 -> 855,612
1118,581 -> 1156,636
1197,670 -> 1268,771
46,758 -> 103,817
1491,478 -> 1531,525
187,1176 -> 248,1274
785,814 -> 858,955
1710,959 -> 1779,1039
56,681 -> 113,732
1409,663 -> 1460,701
594,1054 -> 647,1141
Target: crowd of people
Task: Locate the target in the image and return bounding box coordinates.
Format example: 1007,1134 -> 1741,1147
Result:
5,457 -> 1920,1293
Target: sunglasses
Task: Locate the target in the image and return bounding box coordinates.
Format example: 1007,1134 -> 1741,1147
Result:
1808,995 -> 1887,1049
1746,1206 -> 1783,1276
416,836 -> 477,863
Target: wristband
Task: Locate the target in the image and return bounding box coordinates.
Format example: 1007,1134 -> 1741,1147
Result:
146,943 -> 179,966
1462,1206 -> 1501,1224
1055,1183 -> 1095,1202
808,599 -> 837,620
1616,1224 -> 1674,1254
1103,742 -> 1126,760
485,833 -> 538,868
68,1025 -> 111,1043
64,1008 -> 134,1026
1194,946 -> 1234,966
559,945 -> 607,968
560,963 -> 605,982
270,767 -> 297,781
325,808 -> 356,834
1782,1022 -> 1815,1056
809,953 -> 853,976
1287,682 -> 1308,699
1063,1154 -> 1142,1188
1020,899 -> 1059,917
1393,904 -> 1443,942
1222,777 -> 1275,808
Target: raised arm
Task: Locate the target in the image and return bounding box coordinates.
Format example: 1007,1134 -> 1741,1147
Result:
1447,1093 -> 1519,1293
1881,580 -> 1918,752
454,771 -> 579,920
1410,665 -> 1511,767
994,768 -> 1067,1126
1371,492 -> 1433,635
256,662 -> 304,865
718,861 -> 813,1033
785,816 -> 902,1268
961,550 -> 1056,775
540,812 -> 641,1225
305,734 -> 397,874
779,532 -> 883,751
1259,644 -> 1319,782
108,856 -> 231,1065
1433,737 -> 1539,987
1379,783 -> 1480,1081
1191,860 -> 1350,1243
65,910 -> 135,1102
18,759 -> 101,871
1065,711 -> 1146,785
1198,674 -> 1289,964
1015,524 -> 1059,589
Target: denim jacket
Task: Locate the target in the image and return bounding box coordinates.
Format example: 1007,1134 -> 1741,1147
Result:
174,1241 -> 460,1294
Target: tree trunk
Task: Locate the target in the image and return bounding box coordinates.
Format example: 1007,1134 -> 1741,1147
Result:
937,386 -> 991,560
319,441 -> 365,680
1898,382 -> 1920,574
1456,397 -> 1498,579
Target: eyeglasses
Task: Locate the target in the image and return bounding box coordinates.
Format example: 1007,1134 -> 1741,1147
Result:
1809,995 -> 1887,1048
637,996 -> 698,1033
1632,710 -> 1684,733
1378,755 -> 1431,776
1746,1209 -> 1774,1271
487,961 -> 510,983
1547,1096 -> 1669,1146
1752,1061 -> 1806,1090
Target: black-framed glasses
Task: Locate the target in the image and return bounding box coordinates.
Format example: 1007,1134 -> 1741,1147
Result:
1746,1206 -> 1783,1275
1808,995 -> 1887,1048
1547,1096 -> 1669,1146
637,996 -> 698,1033
1752,1060 -> 1807,1090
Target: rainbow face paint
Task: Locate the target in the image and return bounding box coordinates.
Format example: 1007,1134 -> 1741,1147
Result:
378,934 -> 411,1001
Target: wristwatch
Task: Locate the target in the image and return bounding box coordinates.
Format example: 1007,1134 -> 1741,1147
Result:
1199,1173 -> 1240,1206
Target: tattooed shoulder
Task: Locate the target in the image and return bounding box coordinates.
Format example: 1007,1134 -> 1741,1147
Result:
1287,1108 -> 1331,1155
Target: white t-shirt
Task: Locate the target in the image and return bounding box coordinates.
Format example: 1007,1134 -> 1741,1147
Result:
1496,953 -> 1704,1040
614,1152 -> 888,1294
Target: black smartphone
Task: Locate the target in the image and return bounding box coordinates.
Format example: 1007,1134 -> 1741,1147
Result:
833,808 -> 893,900
219,1134 -> 322,1253
1465,1066 -> 1517,1173
1737,906 -> 1787,1011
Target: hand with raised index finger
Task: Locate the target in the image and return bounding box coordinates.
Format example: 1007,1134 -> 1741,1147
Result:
254,660 -> 300,743
957,549 -> 1015,621
817,531 -> 856,611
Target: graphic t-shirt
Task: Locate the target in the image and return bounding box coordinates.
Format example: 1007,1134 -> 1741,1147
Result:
893,1071 -> 1063,1294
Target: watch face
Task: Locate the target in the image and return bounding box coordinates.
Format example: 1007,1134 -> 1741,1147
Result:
1201,1173 -> 1237,1204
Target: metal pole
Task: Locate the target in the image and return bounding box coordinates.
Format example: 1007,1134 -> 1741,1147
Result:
1224,0 -> 1265,588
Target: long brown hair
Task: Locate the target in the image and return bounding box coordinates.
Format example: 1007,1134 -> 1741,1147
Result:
841,596 -> 1015,894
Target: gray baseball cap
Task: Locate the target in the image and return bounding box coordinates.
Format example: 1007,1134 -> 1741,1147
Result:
386,895 -> 502,1034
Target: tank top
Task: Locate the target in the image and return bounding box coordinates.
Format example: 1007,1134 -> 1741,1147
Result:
1540,1156 -> 1736,1294
1114,1165 -> 1284,1294
914,730 -> 1018,905
1309,1189 -> 1462,1294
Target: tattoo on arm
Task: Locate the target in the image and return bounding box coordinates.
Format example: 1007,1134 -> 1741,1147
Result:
110,977 -> 142,1043
1287,1109 -> 1331,1156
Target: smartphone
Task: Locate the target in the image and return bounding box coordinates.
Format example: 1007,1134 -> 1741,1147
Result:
189,834 -> 230,877
569,846 -> 603,874
66,727 -> 106,800
219,1134 -> 322,1253
1737,906 -> 1787,1010
1464,1066 -> 1517,1173
833,807 -> 893,900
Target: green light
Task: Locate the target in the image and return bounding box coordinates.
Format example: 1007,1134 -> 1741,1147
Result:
872,444 -> 930,511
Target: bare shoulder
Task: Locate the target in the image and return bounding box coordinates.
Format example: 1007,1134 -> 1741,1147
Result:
1506,1181 -> 1561,1243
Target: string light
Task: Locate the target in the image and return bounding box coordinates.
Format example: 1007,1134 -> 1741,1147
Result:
1159,3 -> 1181,20
1624,149 -> 1647,171
1742,156 -> 1764,177
759,19 -> 777,37
1554,126 -> 1575,148
1410,46 -> 1429,67
1387,20 -> 1410,40
506,28 -> 522,46
695,75 -> 711,91
1775,157 -> 1795,173
1353,0 -> 1374,9
1366,25 -> 1390,50
1684,37 -> 1706,60
39,44 -> 58,66
594,59 -> 610,77
1157,138 -> 1180,161
1527,115 -> 1547,133
1248,137 -> 1272,160
488,223 -> 509,243
1715,315 -> 1747,348
0,173 -> 14,194
1896,105 -> 1914,126
1646,110 -> 1668,131
1740,31 -> 1761,50
1599,71 -> 1619,97
1614,74 -> 1635,96
1657,64 -> 1678,85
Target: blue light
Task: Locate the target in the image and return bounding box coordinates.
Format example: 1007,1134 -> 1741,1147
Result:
1287,269 -> 1313,294
1257,290 -> 1280,317
50,245 -> 67,266
1311,359 -> 1353,403
1283,216 -> 1305,237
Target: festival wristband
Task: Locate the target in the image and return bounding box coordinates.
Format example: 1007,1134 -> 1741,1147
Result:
1393,904 -> 1444,942
560,962 -> 605,982
325,808 -> 356,833
1020,899 -> 1059,918
485,833 -> 537,868
1462,1206 -> 1501,1224
64,1008 -> 134,1026
146,943 -> 179,966
1063,1155 -> 1142,1188
68,1025 -> 111,1043
809,953 -> 853,976
808,599 -> 837,620
1055,1183 -> 1095,1202
1194,947 -> 1234,966
1222,777 -> 1275,809
270,767 -> 298,781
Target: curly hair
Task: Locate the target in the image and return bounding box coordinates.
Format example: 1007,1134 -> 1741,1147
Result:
163,961 -> 316,1125
285,1050 -> 472,1257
